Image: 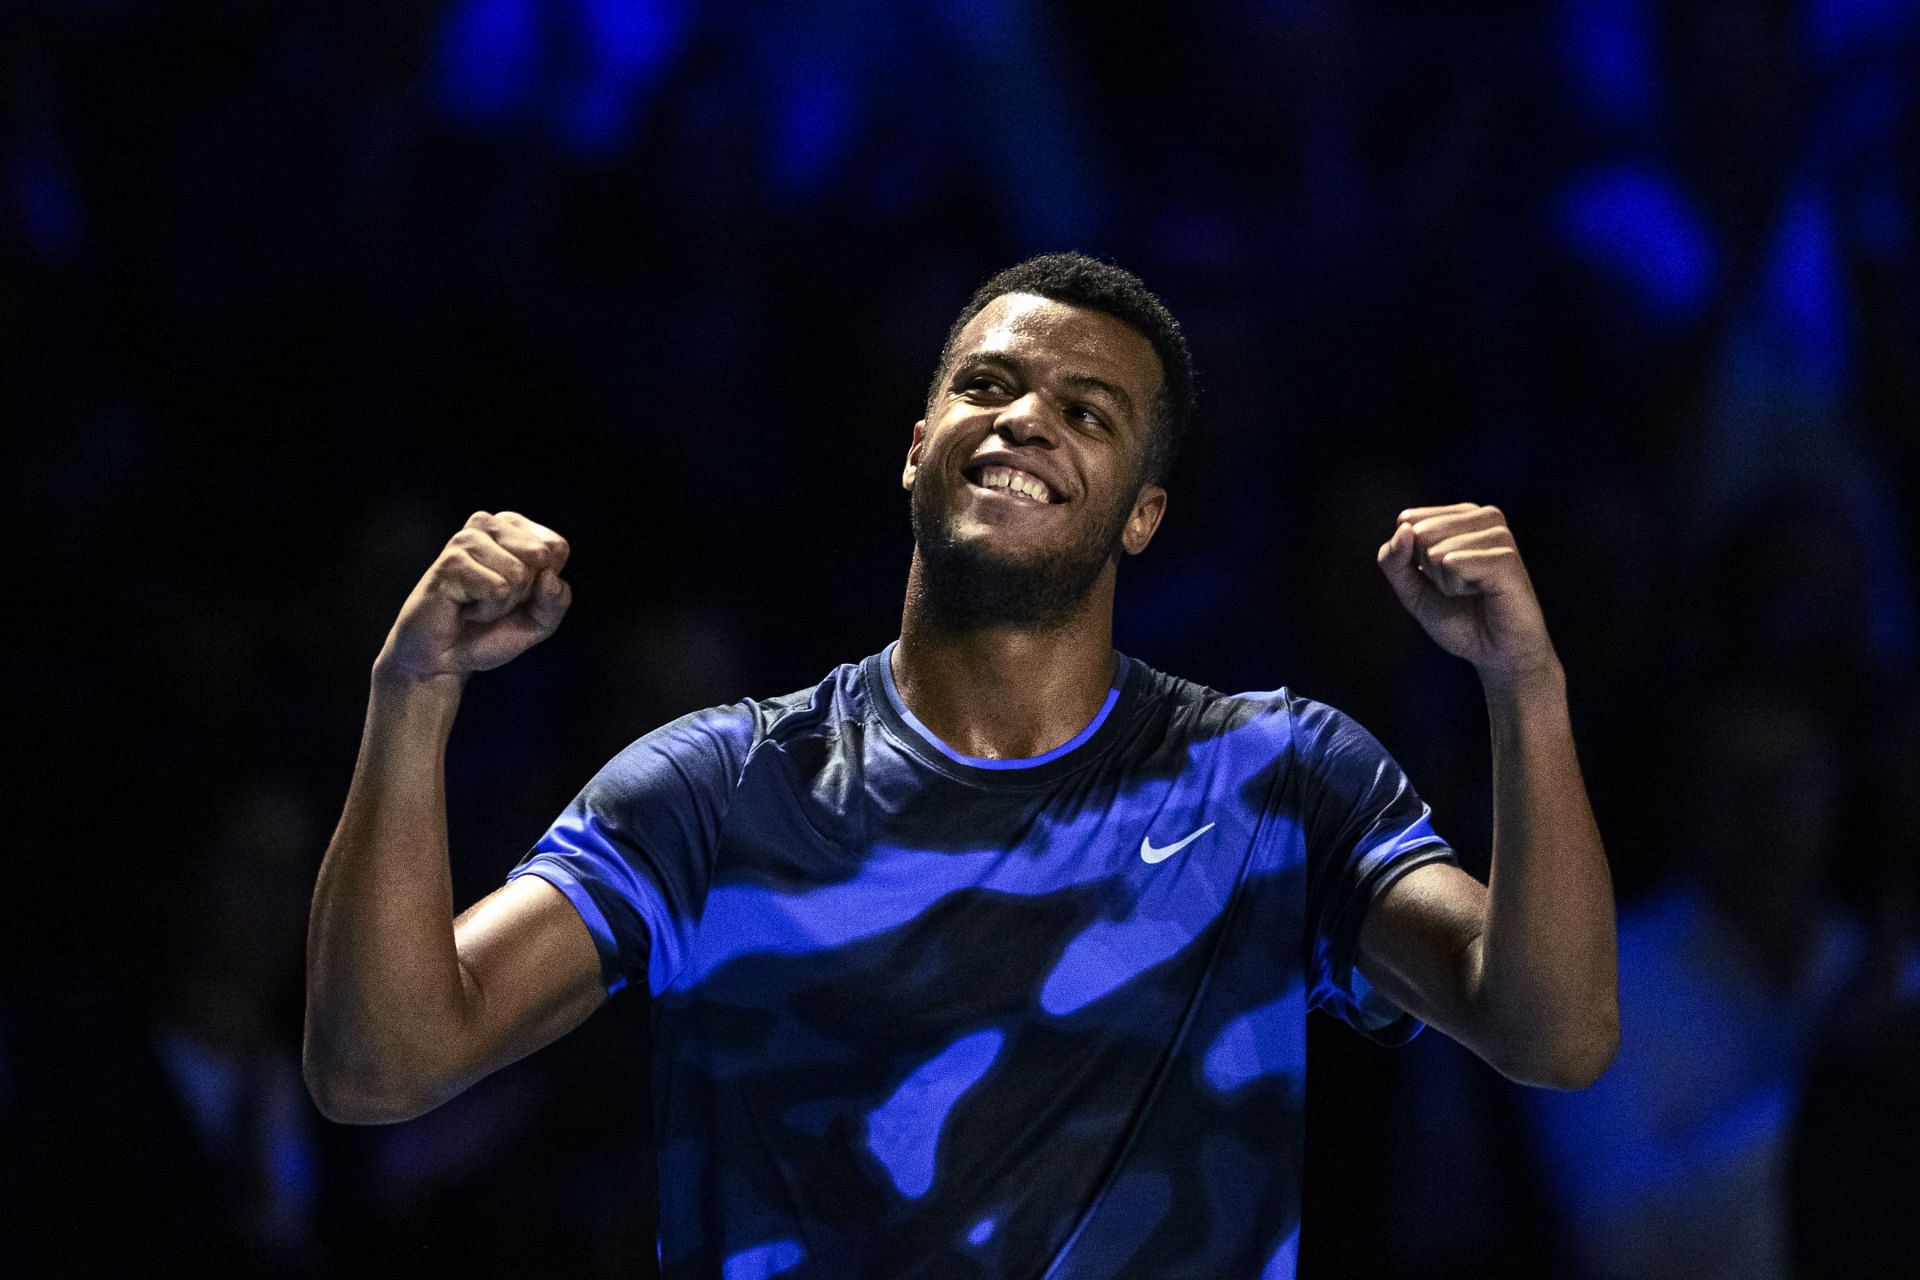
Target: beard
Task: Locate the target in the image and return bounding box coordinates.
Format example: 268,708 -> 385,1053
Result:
909,470 -> 1134,632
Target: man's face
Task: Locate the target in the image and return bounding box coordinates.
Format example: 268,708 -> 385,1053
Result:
903,293 -> 1168,629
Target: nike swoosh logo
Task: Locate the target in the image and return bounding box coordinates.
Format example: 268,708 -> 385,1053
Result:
1140,822 -> 1216,864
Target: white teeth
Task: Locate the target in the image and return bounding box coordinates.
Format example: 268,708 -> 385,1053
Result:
976,465 -> 1051,503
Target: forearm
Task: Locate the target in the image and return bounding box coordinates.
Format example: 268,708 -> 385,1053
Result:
304,671 -> 476,1121
1475,662 -> 1619,1087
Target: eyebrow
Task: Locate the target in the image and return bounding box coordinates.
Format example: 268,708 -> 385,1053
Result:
949,350 -> 1137,415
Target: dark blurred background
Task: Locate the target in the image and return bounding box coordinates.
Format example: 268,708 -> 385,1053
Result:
5,0 -> 1919,1276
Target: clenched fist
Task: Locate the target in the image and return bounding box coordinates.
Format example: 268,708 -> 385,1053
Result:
374,511 -> 573,685
1376,502 -> 1559,684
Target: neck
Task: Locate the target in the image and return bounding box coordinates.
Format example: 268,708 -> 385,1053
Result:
895,552 -> 1119,759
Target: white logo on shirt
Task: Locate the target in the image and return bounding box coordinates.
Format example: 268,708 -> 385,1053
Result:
1140,822 -> 1215,864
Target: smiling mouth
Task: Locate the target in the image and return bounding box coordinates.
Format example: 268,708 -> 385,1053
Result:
964,463 -> 1058,504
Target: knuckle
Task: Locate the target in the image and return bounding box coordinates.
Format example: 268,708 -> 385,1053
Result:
465,510 -> 492,528
428,565 -> 468,596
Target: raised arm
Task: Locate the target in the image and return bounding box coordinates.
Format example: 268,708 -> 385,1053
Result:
1355,504 -> 1619,1090
304,511 -> 608,1124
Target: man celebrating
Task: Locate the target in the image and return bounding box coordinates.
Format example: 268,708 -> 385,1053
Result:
305,254 -> 1617,1278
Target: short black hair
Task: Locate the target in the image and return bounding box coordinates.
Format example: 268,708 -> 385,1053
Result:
928,253 -> 1196,485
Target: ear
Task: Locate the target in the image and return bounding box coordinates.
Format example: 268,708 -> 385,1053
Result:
901,419 -> 927,490
1121,483 -> 1167,556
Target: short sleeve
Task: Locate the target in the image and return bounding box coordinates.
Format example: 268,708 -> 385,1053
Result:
1291,696 -> 1457,1043
507,703 -> 758,998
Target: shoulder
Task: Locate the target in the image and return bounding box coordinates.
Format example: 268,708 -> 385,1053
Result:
1129,661 -> 1415,817
749,658 -> 873,747
1126,658 -> 1344,755
584,659 -> 871,800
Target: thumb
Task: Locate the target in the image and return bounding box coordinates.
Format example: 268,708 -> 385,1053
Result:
1376,521 -> 1428,612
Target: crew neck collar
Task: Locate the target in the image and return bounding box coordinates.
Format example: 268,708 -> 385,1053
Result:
864,641 -> 1138,786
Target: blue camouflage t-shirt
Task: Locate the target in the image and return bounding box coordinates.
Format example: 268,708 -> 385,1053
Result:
509,644 -> 1455,1279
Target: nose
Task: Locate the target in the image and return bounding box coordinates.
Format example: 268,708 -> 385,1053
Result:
994,391 -> 1062,448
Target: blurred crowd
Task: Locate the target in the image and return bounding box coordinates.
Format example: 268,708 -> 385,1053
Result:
6,0 -> 1919,1276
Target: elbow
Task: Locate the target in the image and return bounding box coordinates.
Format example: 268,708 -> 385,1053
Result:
305,1069 -> 410,1126
303,1033 -> 456,1125
1490,1007 -> 1620,1092
1517,1030 -> 1617,1091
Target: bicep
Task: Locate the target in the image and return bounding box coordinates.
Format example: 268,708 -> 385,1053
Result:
449,876 -> 613,1085
1355,860 -> 1489,1053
